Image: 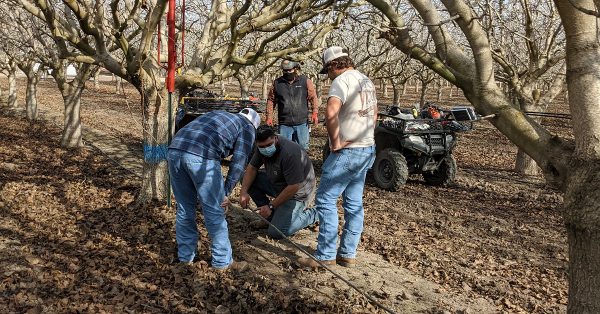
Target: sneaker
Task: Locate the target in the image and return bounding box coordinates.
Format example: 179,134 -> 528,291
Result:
216,261 -> 249,272
297,257 -> 335,268
249,219 -> 269,229
336,256 -> 356,268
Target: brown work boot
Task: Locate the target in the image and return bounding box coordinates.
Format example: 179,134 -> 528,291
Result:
249,219 -> 269,229
336,256 -> 356,268
297,257 -> 336,268
216,261 -> 249,272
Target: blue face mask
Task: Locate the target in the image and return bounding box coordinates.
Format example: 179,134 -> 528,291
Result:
258,143 -> 277,157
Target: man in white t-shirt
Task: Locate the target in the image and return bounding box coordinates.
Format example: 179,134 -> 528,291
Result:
298,47 -> 377,268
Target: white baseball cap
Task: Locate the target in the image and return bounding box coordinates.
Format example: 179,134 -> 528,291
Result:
319,46 -> 349,74
238,108 -> 261,129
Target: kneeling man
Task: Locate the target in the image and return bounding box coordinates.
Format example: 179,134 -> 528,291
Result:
239,126 -> 318,238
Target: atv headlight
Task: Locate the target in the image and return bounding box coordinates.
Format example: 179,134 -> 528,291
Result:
408,135 -> 425,145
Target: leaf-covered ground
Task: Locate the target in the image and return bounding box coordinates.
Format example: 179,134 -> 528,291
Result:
0,77 -> 569,313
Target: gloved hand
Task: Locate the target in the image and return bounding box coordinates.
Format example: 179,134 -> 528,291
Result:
311,113 -> 318,124
266,119 -> 274,126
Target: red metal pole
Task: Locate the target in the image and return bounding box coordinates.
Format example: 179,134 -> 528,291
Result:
166,0 -> 176,93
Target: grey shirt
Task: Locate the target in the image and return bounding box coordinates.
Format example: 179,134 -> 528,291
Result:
250,136 -> 316,206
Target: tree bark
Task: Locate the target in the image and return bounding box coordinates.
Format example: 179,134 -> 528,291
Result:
420,81 -> 429,106
25,73 -> 40,120
402,82 -> 407,95
393,83 -> 402,105
7,65 -> 18,111
58,65 -> 92,148
383,79 -> 389,97
137,80 -> 171,203
116,77 -> 122,95
262,74 -> 270,100
240,82 -> 250,98
315,76 -> 323,107
515,149 -> 540,175
220,79 -> 226,96
94,71 -> 100,89
563,162 -> 600,313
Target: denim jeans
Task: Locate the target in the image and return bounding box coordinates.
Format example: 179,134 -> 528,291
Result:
247,171 -> 318,239
279,123 -> 310,150
314,145 -> 376,261
167,149 -> 233,268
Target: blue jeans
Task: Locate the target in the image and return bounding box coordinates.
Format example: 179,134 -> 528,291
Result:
247,171 -> 318,239
279,123 -> 310,150
314,145 -> 376,261
167,149 -> 232,268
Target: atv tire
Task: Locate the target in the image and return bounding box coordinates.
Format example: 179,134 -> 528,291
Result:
423,154 -> 457,186
374,148 -> 408,191
322,139 -> 331,163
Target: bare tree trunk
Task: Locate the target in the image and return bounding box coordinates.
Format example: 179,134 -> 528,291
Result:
239,79 -> 250,98
116,77 -> 122,95
437,81 -> 443,102
138,81 -> 171,203
383,79 -> 389,98
315,76 -> 323,107
94,71 -> 100,89
25,73 -> 41,120
220,79 -> 226,95
262,74 -> 270,100
449,85 -> 454,97
420,81 -> 428,106
402,82 -> 407,95
393,83 -> 402,105
414,80 -> 419,93
59,65 -> 92,148
7,66 -> 18,111
515,149 -> 540,174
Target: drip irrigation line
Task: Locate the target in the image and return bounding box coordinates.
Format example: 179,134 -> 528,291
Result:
522,111 -> 571,119
231,199 -> 397,314
50,121 -> 142,179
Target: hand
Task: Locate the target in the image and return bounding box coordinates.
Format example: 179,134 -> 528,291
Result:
239,192 -> 250,209
266,119 -> 274,126
311,113 -> 318,124
255,205 -> 272,219
331,140 -> 353,152
220,196 -> 230,215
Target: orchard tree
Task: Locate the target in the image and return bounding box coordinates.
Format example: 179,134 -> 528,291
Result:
366,0 -> 600,310
0,6 -> 48,120
14,0 -> 352,202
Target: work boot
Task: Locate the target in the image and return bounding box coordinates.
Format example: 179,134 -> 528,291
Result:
336,256 -> 356,268
249,219 -> 269,229
297,257 -> 336,268
216,261 -> 249,273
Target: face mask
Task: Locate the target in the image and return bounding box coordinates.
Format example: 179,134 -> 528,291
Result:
258,143 -> 277,157
283,71 -> 296,81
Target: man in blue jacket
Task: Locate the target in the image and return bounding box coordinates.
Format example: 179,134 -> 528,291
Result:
168,108 -> 260,271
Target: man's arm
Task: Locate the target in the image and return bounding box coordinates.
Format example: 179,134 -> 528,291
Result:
270,183 -> 299,208
326,97 -> 352,151
239,164 -> 258,208
306,77 -> 319,123
373,103 -> 378,128
266,82 -> 276,126
224,128 -> 254,196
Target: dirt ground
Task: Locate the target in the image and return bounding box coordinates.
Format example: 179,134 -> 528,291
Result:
0,77 -> 569,313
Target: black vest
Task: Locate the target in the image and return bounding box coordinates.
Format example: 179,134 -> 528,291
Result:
273,75 -> 309,126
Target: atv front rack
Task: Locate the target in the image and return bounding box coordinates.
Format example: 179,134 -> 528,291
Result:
180,97 -> 266,115
378,114 -> 473,134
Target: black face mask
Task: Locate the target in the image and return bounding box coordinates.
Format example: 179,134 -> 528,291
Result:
283,71 -> 296,81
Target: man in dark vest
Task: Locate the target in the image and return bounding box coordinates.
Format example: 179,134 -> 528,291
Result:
265,60 -> 319,150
